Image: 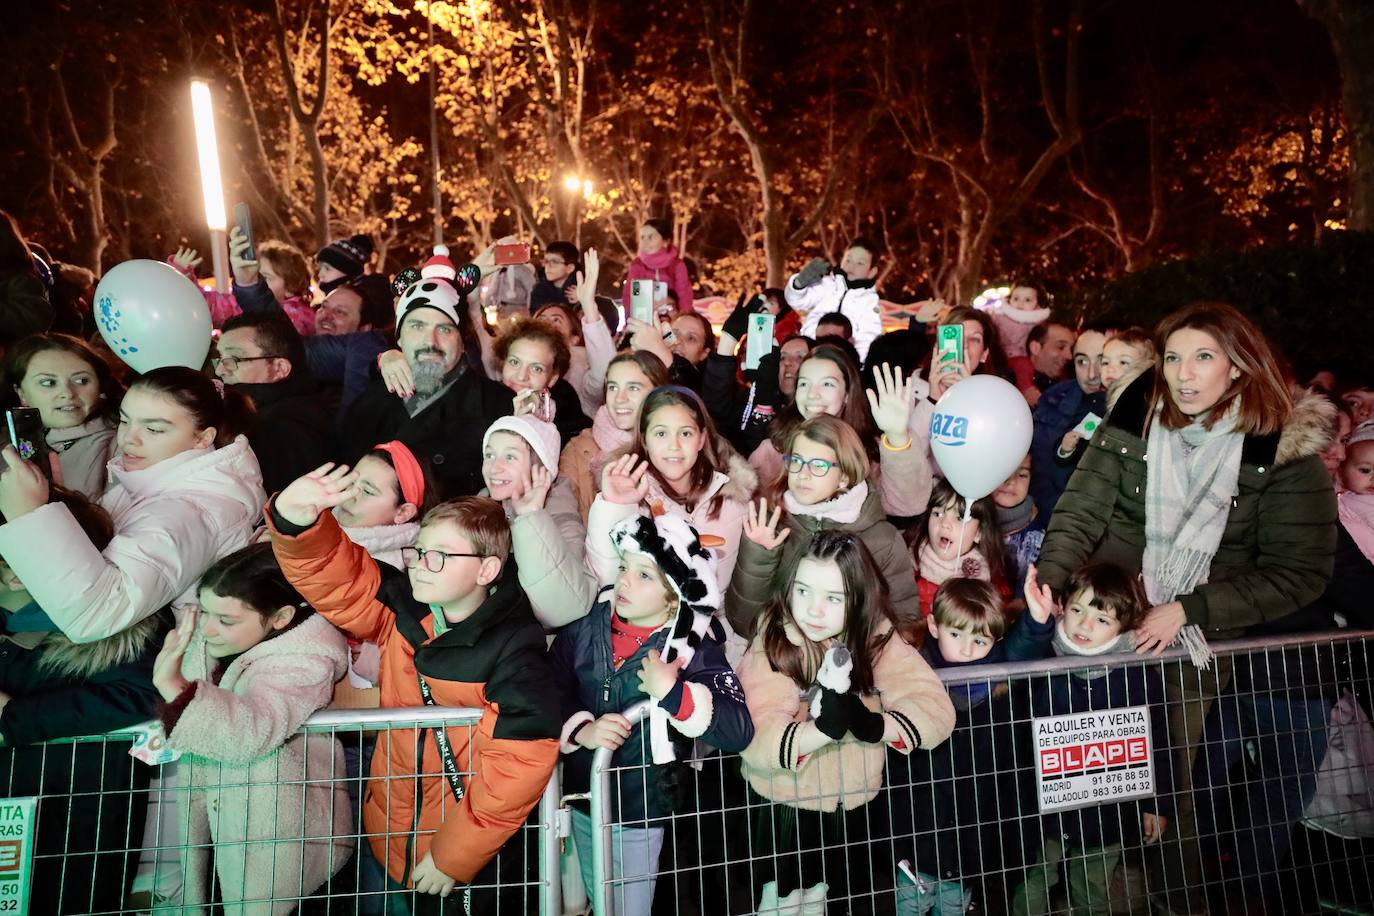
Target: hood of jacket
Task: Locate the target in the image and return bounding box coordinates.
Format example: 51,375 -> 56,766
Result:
1108,372 -> 1333,467
340,520 -> 419,558
35,611 -> 165,680
107,435 -> 266,512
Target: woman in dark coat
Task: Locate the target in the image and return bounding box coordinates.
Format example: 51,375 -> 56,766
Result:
1035,302 -> 1337,914
0,488 -> 169,915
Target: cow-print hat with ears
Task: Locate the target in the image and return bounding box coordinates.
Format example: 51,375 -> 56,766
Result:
610,511 -> 723,668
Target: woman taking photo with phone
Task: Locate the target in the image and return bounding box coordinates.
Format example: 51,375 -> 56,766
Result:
1035,301 -> 1337,914
0,366 -> 264,643
4,333 -> 125,499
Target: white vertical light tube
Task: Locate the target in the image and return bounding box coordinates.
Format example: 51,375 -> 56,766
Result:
190,79 -> 229,292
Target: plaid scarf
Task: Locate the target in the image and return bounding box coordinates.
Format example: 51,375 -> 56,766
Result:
1143,403 -> 1243,667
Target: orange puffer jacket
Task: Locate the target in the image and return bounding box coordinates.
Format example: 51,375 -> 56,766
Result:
268,507 -> 560,885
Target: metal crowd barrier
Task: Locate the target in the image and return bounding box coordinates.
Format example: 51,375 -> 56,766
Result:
586,629 -> 1374,916
0,707 -> 563,916
4,632 -> 1372,915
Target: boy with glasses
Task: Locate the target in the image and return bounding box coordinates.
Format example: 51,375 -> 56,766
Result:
531,240 -> 581,311
268,463 -> 560,910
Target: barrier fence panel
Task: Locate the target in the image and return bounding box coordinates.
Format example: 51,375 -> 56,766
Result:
586,630 -> 1374,916
0,707 -> 563,916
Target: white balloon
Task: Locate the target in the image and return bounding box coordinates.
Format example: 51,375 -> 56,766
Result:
94,260 -> 212,374
930,374 -> 1034,502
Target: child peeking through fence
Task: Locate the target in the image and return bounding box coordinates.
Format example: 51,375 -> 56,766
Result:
735,529 -> 955,915
550,510 -> 755,916
266,463 -> 561,910
891,577 -> 1055,913
1011,562 -> 1173,916
152,542 -> 353,915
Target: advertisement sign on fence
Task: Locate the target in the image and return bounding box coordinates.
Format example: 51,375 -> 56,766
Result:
0,798 -> 36,915
1033,706 -> 1154,813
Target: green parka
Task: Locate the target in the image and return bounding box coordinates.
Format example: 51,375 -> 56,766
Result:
1037,372 -> 1337,637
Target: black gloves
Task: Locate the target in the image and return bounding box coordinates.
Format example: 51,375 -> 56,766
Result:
812,687 -> 851,740
722,293 -> 764,342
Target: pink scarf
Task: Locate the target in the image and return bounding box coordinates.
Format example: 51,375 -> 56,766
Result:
634,245 -> 681,272
916,540 -> 992,585
1338,491 -> 1374,566
589,406 -> 633,485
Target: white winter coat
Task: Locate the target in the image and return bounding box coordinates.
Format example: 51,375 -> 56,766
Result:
786,272 -> 884,360
162,613 -> 352,916
0,436 -> 266,644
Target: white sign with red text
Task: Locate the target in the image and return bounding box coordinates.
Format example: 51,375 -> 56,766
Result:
1033,706 -> 1153,814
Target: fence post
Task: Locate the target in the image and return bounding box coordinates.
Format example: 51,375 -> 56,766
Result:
540,772 -> 563,916
589,700 -> 651,916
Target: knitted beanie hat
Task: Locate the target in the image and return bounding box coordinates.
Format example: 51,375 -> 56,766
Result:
482,415 -> 561,474
1349,420 -> 1374,447
316,234 -> 374,279
395,278 -> 462,330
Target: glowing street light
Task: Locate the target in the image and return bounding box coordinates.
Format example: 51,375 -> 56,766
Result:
563,173 -> 583,192
190,79 -> 229,291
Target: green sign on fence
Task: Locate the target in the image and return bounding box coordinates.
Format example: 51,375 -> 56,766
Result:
0,798 -> 35,916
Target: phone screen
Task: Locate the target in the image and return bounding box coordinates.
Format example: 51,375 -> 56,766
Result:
744,313 -> 776,370
493,243 -> 531,266
4,408 -> 54,481
936,323 -> 965,376
232,202 -> 255,261
629,280 -> 654,325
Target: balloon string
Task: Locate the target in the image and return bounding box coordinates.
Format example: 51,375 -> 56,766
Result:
955,503 -> 972,562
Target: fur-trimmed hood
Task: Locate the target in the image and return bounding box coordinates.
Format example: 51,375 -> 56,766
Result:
34,612 -> 166,680
1276,388 -> 1335,465
1107,371 -> 1334,468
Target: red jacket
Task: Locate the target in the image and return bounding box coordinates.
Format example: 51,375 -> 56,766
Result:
268,507 -> 559,884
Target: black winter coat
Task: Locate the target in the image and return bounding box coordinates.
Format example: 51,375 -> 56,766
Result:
338,365 -> 514,498
239,371 -> 336,495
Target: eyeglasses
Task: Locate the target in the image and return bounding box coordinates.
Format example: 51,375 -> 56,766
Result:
783,454 -> 838,476
400,546 -> 486,574
210,355 -> 282,372
543,258 -> 568,266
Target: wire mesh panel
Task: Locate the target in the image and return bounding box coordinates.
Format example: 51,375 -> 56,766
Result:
584,631 -> 1374,916
0,708 -> 562,916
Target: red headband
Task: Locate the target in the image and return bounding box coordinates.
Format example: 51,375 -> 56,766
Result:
374,441 -> 425,509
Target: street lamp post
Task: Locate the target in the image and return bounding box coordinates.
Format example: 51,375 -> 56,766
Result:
190,79 -> 230,292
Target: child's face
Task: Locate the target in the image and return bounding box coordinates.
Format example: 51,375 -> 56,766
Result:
1008,286 -> 1039,312
926,500 -> 980,560
1340,441 -> 1374,495
992,455 -> 1032,509
794,358 -> 847,420
1342,389 -> 1374,426
1062,587 -> 1124,651
0,559 -> 25,593
644,404 -> 703,489
839,246 -> 877,280
317,261 -> 346,286
482,431 -> 534,501
407,521 -> 488,606
117,388 -> 216,472
198,589 -> 291,659
614,552 -> 674,626
1100,338 -> 1147,391
786,435 -> 849,506
638,224 -> 666,256
789,556 -> 848,643
925,617 -> 995,663
333,455 -> 410,528
1321,412 -> 1352,479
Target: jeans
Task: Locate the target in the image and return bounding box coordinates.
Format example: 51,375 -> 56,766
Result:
569,808 -> 664,916
1196,690 -> 1332,883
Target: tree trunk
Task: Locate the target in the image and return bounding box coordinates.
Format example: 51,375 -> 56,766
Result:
1302,0 -> 1374,230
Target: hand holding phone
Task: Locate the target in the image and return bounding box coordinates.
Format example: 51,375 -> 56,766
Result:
232,202 -> 256,262
629,280 -> 655,325
935,323 -> 965,376
744,313 -> 776,370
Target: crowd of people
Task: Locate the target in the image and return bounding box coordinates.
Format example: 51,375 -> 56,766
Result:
0,206 -> 1369,916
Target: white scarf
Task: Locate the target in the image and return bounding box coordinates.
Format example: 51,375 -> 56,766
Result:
916,539 -> 992,585
1052,620 -> 1137,680
1143,404 -> 1243,668
782,481 -> 868,524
